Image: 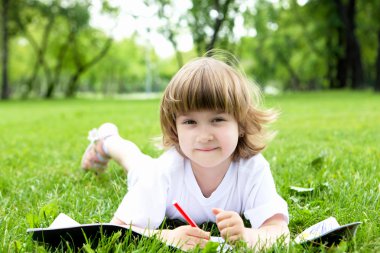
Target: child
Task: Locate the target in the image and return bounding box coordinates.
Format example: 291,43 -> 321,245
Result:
81,53 -> 289,250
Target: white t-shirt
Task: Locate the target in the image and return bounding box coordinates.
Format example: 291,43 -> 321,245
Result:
114,148 -> 288,230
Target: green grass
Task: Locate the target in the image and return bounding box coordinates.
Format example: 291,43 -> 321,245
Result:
1,91 -> 379,252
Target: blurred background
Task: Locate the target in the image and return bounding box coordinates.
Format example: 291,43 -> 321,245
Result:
1,0 -> 379,100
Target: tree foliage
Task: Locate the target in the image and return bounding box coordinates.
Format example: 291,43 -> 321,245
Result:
3,0 -> 116,98
239,0 -> 379,90
2,0 -> 380,99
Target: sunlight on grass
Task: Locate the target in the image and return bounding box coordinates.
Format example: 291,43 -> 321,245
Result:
0,91 -> 379,252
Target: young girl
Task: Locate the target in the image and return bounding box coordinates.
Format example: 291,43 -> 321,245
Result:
81,54 -> 289,250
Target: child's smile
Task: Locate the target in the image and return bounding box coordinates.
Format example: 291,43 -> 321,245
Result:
195,147 -> 218,152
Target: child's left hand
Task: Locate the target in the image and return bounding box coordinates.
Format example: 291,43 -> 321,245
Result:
212,208 -> 246,243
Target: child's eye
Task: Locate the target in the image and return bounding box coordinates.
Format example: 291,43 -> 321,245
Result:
212,117 -> 225,123
183,120 -> 196,125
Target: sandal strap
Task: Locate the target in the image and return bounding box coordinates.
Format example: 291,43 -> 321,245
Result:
93,141 -> 110,162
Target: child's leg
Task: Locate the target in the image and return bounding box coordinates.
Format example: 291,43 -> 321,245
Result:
103,135 -> 154,173
81,123 -> 153,174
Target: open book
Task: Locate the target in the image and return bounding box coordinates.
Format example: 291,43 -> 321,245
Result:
27,213 -> 143,249
27,213 -> 232,251
295,217 -> 361,247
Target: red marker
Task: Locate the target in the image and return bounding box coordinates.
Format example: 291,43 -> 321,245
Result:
172,200 -> 198,227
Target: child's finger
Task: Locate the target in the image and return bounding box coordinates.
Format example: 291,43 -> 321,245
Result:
186,226 -> 210,239
225,234 -> 242,243
213,209 -> 235,222
198,238 -> 209,248
212,207 -> 223,215
181,237 -> 208,251
216,216 -> 230,230
219,227 -> 240,242
191,237 -> 210,248
213,208 -> 234,219
180,234 -> 209,250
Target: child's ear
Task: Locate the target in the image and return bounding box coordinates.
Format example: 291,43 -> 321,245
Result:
238,125 -> 245,137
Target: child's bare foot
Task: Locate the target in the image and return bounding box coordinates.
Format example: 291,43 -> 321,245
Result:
81,123 -> 118,174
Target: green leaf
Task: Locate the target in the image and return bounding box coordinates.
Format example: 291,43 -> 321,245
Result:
202,241 -> 219,253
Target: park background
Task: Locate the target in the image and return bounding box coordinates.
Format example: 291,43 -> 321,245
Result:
1,0 -> 380,252
1,0 -> 380,98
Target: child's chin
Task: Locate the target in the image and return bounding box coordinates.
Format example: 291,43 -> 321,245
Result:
193,160 -> 223,169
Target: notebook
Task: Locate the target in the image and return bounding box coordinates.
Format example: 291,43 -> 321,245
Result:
27,213 -> 232,251
27,213 -> 143,248
295,217 -> 361,247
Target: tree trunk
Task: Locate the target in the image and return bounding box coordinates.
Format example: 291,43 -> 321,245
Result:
346,0 -> 364,89
45,30 -> 74,98
1,0 -> 10,100
326,33 -> 336,88
276,48 -> 301,90
168,31 -> 183,69
66,72 -> 81,97
17,11 -> 54,98
206,0 -> 233,52
375,30 -> 380,92
333,0 -> 364,89
65,38 -> 112,97
336,23 -> 347,89
22,63 -> 39,98
333,0 -> 348,89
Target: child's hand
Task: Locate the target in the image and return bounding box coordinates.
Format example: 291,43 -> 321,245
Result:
161,225 -> 210,251
212,208 -> 246,243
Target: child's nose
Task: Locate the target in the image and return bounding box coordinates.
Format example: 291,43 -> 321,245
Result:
196,130 -> 214,143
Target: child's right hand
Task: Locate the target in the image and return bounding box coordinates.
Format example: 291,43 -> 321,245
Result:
160,225 -> 210,250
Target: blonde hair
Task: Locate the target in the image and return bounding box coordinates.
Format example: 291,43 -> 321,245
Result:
160,52 -> 278,160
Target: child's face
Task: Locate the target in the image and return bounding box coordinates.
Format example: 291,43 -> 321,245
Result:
175,110 -> 239,170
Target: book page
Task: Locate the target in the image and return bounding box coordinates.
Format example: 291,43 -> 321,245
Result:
49,213 -> 81,228
295,217 -> 340,243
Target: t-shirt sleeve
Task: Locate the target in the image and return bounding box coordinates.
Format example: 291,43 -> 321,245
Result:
243,163 -> 289,229
113,167 -> 168,229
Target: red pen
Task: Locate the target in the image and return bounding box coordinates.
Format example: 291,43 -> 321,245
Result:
172,200 -> 198,227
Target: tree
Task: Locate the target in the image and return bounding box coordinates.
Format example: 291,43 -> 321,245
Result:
145,0 -> 185,68
65,31 -> 112,97
61,1 -> 117,98
376,30 -> 380,92
242,0 -> 369,90
12,0 -> 116,98
333,0 -> 364,89
289,0 -> 366,89
243,1 -> 306,90
359,0 -> 380,92
14,0 -> 60,98
144,0 -> 241,65
188,0 -> 238,55
1,0 -> 10,99
83,36 -> 157,94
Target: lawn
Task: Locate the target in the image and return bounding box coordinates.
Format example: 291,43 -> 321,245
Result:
0,91 -> 379,252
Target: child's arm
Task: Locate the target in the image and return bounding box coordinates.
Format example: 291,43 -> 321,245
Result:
111,216 -> 210,250
212,208 -> 289,249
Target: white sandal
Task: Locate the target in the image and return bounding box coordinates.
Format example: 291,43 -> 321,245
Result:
81,123 -> 118,174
